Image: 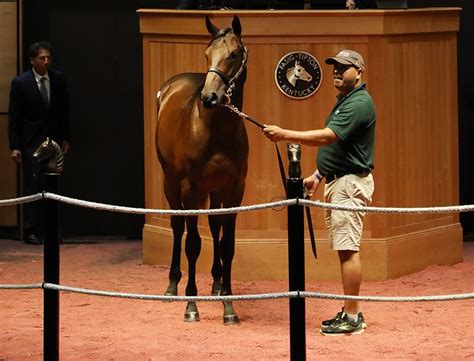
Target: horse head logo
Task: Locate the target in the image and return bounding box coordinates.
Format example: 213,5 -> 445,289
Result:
286,60 -> 313,87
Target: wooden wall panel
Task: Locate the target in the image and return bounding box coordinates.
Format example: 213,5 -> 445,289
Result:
0,1 -> 17,227
378,35 -> 459,237
0,115 -> 17,226
0,1 -> 16,113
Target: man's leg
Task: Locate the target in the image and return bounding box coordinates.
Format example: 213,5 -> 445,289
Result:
338,249 -> 362,315
320,249 -> 365,335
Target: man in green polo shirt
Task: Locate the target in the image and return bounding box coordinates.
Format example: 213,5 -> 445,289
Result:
263,49 -> 375,336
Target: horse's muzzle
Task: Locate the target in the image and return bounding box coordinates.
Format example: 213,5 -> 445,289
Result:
201,92 -> 220,108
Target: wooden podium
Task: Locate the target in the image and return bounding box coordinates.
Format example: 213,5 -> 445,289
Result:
139,8 -> 462,281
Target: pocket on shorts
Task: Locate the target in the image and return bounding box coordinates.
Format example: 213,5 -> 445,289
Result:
345,174 -> 374,204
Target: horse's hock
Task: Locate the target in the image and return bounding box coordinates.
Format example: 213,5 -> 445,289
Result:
139,9 -> 463,281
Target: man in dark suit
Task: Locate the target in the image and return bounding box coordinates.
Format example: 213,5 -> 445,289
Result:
8,41 -> 71,245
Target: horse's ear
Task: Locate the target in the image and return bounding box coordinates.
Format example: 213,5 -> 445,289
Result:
205,16 -> 219,37
232,15 -> 242,37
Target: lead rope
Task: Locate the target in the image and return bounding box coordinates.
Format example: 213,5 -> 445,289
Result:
224,98 -> 317,259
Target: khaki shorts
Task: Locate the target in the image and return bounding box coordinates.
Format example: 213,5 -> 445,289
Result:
324,173 -> 374,252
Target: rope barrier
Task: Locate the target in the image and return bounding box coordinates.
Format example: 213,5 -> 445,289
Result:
0,194 -> 42,207
299,199 -> 474,214
1,192 -> 473,215
1,193 -> 473,305
0,283 -> 43,290
2,282 -> 472,302
43,283 -> 295,301
42,192 -> 294,215
300,291 -> 474,302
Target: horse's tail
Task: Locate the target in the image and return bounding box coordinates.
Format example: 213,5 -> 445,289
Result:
156,90 -> 162,119
155,88 -> 166,167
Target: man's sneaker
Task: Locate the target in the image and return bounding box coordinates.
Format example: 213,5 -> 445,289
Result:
320,312 -> 365,336
320,308 -> 367,329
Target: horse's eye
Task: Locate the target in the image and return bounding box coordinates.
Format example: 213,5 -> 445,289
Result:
228,52 -> 238,61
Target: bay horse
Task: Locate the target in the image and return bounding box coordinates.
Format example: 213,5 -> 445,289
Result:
155,15 -> 248,325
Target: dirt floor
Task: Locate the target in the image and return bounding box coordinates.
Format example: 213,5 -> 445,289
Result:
1,238 -> 473,361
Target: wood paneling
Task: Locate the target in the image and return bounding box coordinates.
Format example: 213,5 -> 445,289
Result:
140,9 -> 462,280
0,115 -> 17,226
0,1 -> 17,227
0,1 -> 17,113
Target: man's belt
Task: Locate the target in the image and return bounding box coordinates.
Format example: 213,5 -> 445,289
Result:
325,170 -> 371,183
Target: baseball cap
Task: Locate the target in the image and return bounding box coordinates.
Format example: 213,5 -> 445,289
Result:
325,49 -> 365,71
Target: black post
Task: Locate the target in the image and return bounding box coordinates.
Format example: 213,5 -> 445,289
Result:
43,172 -> 60,361
287,144 -> 306,361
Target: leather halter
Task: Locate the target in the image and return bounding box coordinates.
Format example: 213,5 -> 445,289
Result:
205,29 -> 248,98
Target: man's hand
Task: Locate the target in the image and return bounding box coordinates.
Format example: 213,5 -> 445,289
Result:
303,173 -> 321,198
262,125 -> 287,142
10,149 -> 22,164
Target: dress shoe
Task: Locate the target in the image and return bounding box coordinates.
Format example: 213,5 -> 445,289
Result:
24,234 -> 43,245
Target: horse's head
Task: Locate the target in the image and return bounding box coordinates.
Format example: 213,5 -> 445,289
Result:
201,15 -> 247,109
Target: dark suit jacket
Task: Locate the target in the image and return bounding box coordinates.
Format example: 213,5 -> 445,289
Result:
8,68 -> 71,156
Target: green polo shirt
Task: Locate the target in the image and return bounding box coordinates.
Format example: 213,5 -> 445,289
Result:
317,83 -> 376,176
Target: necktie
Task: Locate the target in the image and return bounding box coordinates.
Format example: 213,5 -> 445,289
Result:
39,77 -> 49,107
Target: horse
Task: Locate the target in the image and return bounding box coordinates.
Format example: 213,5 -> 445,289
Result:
32,137 -> 64,173
155,15 -> 249,325
286,60 -> 313,87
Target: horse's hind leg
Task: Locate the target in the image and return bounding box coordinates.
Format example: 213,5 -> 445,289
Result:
220,212 -> 239,325
184,215 -> 201,322
220,180 -> 245,325
208,192 -> 223,295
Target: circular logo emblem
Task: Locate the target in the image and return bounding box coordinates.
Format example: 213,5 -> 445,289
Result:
274,51 -> 322,99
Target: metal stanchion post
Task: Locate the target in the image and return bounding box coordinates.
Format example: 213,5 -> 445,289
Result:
34,138 -> 64,361
43,172 -> 60,361
287,143 -> 306,361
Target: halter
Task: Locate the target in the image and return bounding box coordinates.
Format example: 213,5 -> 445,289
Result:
205,28 -> 248,98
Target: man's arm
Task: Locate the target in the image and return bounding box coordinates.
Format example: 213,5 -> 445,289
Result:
262,125 -> 338,146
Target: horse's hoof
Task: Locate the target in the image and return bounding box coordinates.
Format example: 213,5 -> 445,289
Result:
184,311 -> 200,322
164,286 -> 178,297
223,314 -> 239,325
211,288 -> 221,296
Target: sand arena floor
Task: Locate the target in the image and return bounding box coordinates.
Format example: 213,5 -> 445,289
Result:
1,238 -> 473,360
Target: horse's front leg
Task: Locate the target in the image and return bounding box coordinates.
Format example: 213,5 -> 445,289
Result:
220,212 -> 239,325
184,215 -> 201,322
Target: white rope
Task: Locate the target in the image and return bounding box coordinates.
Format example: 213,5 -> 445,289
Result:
11,283 -> 468,302
0,283 -> 43,290
42,192 -> 294,215
0,194 -> 42,207
299,198 -> 474,214
1,192 -> 473,215
43,283 -> 294,301
300,291 -> 474,302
